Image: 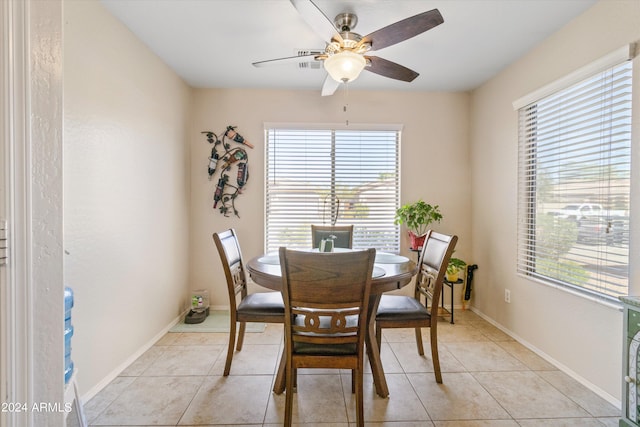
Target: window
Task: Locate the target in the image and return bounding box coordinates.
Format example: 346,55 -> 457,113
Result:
265,126 -> 400,254
516,60 -> 632,300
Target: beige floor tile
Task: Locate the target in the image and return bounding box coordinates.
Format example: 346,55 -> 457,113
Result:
447,309 -> 483,324
437,324 -> 492,343
366,422 -> 435,427
263,374 -> 349,424
208,425 -> 262,427
371,342 -> 404,374
388,341 -> 466,374
90,425 -> 164,427
119,346 -> 166,376
142,345 -> 223,376
408,372 -> 510,421
445,341 -> 527,372
84,376 -> 136,424
296,367 -> 340,375
241,323 -> 284,345
155,332 -> 180,345
381,323 -> 487,344
264,424 -> 348,427
178,375 -> 273,425
342,373 -> 430,423
473,371 -> 591,419
469,321 -> 514,342
92,376 -> 203,425
516,418 -> 607,426
496,341 -> 557,371
537,370 -> 619,417
380,327 -> 423,343
434,421 -> 520,427
171,331 -> 229,346
209,343 -> 281,376
87,320 -> 615,427
193,425 -> 262,427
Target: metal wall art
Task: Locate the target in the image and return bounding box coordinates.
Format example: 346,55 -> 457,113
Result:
202,126 -> 252,217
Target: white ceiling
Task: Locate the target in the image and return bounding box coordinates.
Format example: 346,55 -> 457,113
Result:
100,0 -> 597,93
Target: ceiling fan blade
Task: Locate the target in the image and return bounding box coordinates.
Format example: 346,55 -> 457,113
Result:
359,9 -> 443,52
290,0 -> 344,44
321,75 -> 340,96
364,56 -> 419,82
252,53 -> 319,67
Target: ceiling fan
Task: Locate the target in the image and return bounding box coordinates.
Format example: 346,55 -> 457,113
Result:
252,0 -> 444,96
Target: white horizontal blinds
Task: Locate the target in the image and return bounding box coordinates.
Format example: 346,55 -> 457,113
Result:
265,128 -> 400,253
334,130 -> 400,252
517,61 -> 632,299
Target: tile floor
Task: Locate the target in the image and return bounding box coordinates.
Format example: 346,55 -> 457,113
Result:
84,310 -> 620,426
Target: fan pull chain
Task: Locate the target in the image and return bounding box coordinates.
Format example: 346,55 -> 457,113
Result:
343,81 -> 349,126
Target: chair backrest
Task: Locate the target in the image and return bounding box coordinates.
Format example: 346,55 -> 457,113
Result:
213,229 -> 248,309
415,230 -> 458,317
311,224 -> 354,249
279,248 -> 375,349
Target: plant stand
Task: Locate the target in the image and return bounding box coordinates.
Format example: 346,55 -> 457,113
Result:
441,277 -> 464,324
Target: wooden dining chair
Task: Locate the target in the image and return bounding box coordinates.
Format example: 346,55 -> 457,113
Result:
213,229 -> 285,376
279,247 -> 376,427
310,224 -> 354,249
375,230 -> 457,383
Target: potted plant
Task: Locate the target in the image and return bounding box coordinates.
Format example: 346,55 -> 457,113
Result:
394,200 -> 442,250
446,257 -> 466,282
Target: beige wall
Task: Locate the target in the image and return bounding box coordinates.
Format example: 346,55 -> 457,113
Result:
190,89 -> 471,308
469,0 -> 640,401
64,0 -> 192,396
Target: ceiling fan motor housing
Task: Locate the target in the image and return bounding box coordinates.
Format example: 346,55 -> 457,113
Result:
334,12 -> 357,32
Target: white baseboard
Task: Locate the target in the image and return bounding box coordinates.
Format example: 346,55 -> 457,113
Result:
469,306 -> 621,409
80,310 -> 187,403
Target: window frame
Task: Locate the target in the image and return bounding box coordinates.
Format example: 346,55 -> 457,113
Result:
515,54 -> 633,302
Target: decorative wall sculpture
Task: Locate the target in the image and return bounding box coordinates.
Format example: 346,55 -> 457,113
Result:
202,126 -> 252,217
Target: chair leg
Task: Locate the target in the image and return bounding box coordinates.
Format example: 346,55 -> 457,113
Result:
375,323 -> 382,352
236,322 -> 247,351
414,327 -> 425,356
273,349 -> 287,394
351,369 -> 355,393
430,327 -> 442,383
223,320 -> 237,376
284,360 -> 294,427
355,367 -> 364,427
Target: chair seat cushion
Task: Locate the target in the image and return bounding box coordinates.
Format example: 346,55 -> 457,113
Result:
237,292 -> 285,319
376,295 -> 429,322
293,341 -> 357,355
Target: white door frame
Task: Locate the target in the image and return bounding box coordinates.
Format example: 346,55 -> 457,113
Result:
1,1 -> 64,426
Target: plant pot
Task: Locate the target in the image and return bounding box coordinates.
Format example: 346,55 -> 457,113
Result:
446,271 -> 459,282
409,231 -> 427,250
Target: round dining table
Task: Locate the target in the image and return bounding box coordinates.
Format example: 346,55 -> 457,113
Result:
246,249 -> 417,398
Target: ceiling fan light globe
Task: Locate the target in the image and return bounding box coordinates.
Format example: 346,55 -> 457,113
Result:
324,51 -> 366,83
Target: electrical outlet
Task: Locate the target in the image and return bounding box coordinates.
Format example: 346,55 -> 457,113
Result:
505,289 -> 511,303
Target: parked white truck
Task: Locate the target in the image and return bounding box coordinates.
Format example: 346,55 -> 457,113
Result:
548,203 -> 627,244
